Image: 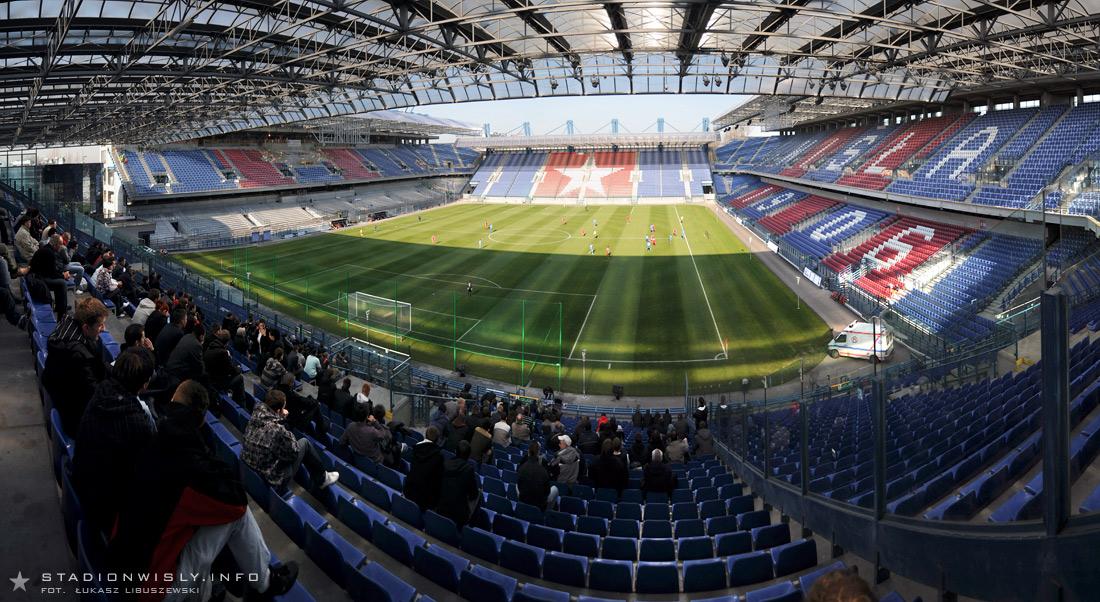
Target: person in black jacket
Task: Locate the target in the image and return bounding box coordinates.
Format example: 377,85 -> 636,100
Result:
588,438 -> 629,495
641,449 -> 678,495
144,300 -> 171,347
275,372 -> 327,439
109,380 -> 299,602
43,297 -> 112,435
331,377 -> 356,420
435,440 -> 480,530
403,426 -> 445,513
73,348 -> 157,536
576,421 -> 600,455
29,234 -> 70,319
316,367 -> 339,410
517,441 -> 559,512
166,323 -> 208,384
203,328 -> 245,403
154,307 -> 188,366
632,407 -> 643,428
628,432 -> 648,468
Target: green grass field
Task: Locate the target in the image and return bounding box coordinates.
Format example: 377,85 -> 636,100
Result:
179,203 -> 831,396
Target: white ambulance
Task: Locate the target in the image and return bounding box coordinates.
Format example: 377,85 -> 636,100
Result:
827,320 -> 893,361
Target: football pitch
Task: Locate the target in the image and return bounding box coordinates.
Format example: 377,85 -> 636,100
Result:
179,203 -> 831,396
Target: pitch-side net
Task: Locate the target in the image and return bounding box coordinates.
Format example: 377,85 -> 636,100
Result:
339,291 -> 412,337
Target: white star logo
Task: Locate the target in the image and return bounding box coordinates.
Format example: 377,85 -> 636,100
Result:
556,166 -> 624,197
11,572 -> 29,592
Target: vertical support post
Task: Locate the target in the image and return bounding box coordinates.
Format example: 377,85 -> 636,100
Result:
394,281 -> 399,345
521,299 -> 526,385
741,403 -> 748,461
558,302 -> 563,392
345,272 -> 350,338
800,365 -> 809,496
453,291 -> 457,372
305,264 -> 309,318
763,382 -> 770,479
1041,288 -> 1070,536
872,376 -> 887,520
271,254 -> 276,312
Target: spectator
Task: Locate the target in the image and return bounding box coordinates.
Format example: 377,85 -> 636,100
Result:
204,328 -> 246,404
403,425 -> 445,513
632,407 -> 643,428
492,413 -> 513,447
41,218 -> 60,243
119,323 -> 154,354
512,409 -> 531,441
517,441 -> 558,512
445,412 -> 470,452
667,436 -> 690,463
612,437 -> 628,469
693,420 -> 715,456
283,345 -> 302,379
693,398 -> 708,426
43,297 -> 111,435
629,432 -> 648,468
232,326 -> 250,357
641,449 -> 677,494
338,403 -> 389,467
355,381 -> 372,406
673,413 -> 691,440
806,568 -> 877,602
14,218 -> 39,263
108,380 -> 301,602
166,322 -> 207,384
643,408 -> 653,428
435,440 -> 480,530
576,420 -> 600,455
132,289 -> 160,325
429,399 -> 450,443
596,413 -> 609,432
572,416 -> 590,440
275,372 -> 327,439
241,389 -> 339,492
302,350 -> 323,382
58,237 -> 85,283
92,257 -> 125,318
154,308 -> 188,366
144,300 -> 171,346
550,435 -> 581,487
118,264 -> 141,306
29,234 -> 70,320
470,412 -> 493,464
588,438 -> 628,495
72,348 -> 157,536
260,348 -> 287,390
316,367 -> 339,409
332,378 -> 356,420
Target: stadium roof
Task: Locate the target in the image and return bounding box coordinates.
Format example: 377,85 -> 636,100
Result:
3,0 -> 1100,148
295,112 -> 481,137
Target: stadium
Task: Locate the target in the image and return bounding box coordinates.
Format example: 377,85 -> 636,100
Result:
1,0 -> 1099,601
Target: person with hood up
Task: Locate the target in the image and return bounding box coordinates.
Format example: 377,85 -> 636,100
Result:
132,289 -> 160,325
445,411 -> 470,452
470,409 -> 494,464
693,420 -> 715,456
429,399 -> 451,444
435,440 -> 480,530
404,426 -> 445,513
550,435 -> 581,487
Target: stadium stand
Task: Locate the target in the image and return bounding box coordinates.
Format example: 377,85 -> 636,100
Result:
783,204 -> 889,260
835,115 -> 967,191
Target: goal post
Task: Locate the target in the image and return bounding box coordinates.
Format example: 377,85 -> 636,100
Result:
339,291 -> 412,337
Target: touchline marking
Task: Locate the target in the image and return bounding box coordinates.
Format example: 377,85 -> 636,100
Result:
419,273 -> 502,288
674,206 -> 725,354
567,292 -> 599,361
337,262 -> 597,297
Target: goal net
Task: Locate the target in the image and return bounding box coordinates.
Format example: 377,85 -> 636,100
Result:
339,291 -> 412,337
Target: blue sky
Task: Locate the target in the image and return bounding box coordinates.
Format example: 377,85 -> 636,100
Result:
417,94 -> 750,136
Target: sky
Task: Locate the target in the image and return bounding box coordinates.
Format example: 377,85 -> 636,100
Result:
415,93 -> 750,137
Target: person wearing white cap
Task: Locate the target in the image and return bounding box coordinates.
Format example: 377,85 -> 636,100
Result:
550,434 -> 581,487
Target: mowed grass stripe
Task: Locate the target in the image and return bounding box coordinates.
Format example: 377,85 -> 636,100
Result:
179,203 -> 829,395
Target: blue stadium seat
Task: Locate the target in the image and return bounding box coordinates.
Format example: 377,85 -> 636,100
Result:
700,499 -> 727,520
49,409 -> 72,485
412,545 -> 468,592
563,531 -> 600,557
708,515 -> 740,536
621,490 -> 644,504
738,509 -> 771,531
240,462 -> 281,513
635,561 -> 679,593
745,580 -> 801,602
304,522 -> 366,587
362,477 -> 395,511
772,538 -> 818,577
514,583 -> 570,602
543,551 -> 588,588
373,521 -> 425,566
271,494 -> 329,548
423,510 -> 462,547
798,561 -> 846,594
672,489 -> 695,504
608,519 -> 640,538
752,523 -> 791,550
493,513 -> 530,542
559,495 -> 586,515
545,509 -> 576,531
684,558 -> 729,593
461,525 -> 505,563
76,522 -> 110,602
336,497 -> 384,542
646,491 -> 669,504
672,501 -> 698,520
728,550 -> 774,587
514,501 -> 545,525
728,494 -> 755,516
577,515 -> 608,537
527,524 -> 564,552
639,537 -> 676,561
347,562 -> 417,602
486,492 -> 515,515
482,476 -> 507,498
678,535 -> 715,560
589,559 -> 634,593
572,484 -> 595,500
60,458 -> 82,555
390,494 -> 424,530
601,536 -> 638,561
587,499 -> 615,520
645,502 -> 670,521
595,488 -> 619,503
715,531 -> 754,556
674,518 -> 705,538
501,539 -> 545,578
617,502 -> 643,521
641,520 -> 673,538
459,566 -> 518,602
